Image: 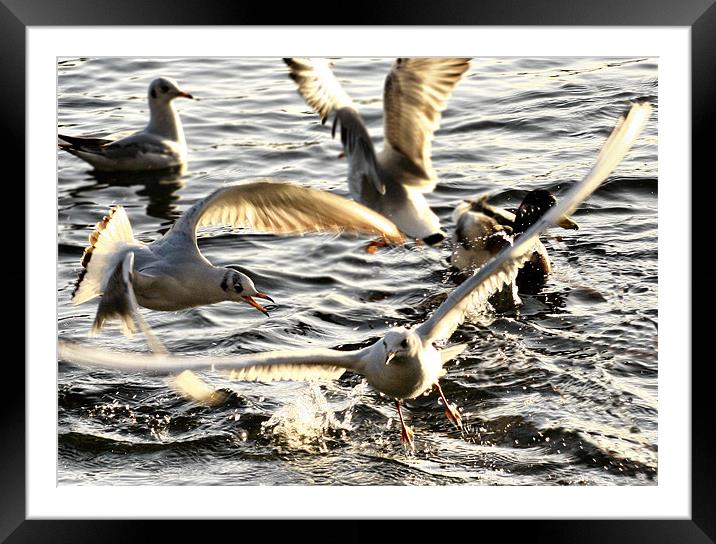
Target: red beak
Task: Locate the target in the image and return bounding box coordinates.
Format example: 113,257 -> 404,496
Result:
242,293 -> 274,317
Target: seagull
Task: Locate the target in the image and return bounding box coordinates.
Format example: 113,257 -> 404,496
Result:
451,189 -> 579,304
59,101 -> 652,449
71,179 -> 405,343
58,77 -> 193,171
284,57 -> 471,245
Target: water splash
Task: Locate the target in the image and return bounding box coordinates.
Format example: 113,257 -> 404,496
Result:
260,382 -> 366,453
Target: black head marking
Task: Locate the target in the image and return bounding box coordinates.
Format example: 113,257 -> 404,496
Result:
150,88 -> 157,99
514,190 -> 557,234
161,84 -> 170,93
220,270 -> 231,292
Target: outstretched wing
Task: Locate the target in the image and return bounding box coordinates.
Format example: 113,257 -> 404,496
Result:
154,179 -> 405,255
332,107 -> 385,197
284,57 -> 355,123
382,58 -> 470,191
58,341 -> 368,383
417,101 -> 652,345
285,58 -> 384,197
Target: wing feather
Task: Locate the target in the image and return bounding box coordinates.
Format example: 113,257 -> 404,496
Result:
417,101 -> 652,345
156,180 -> 404,254
58,341 -> 367,383
332,108 -> 385,196
284,57 -> 355,123
382,58 -> 470,190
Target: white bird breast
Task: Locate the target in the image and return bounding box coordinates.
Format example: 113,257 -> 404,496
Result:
363,342 -> 443,400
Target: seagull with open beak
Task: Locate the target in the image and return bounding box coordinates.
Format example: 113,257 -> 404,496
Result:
70,179 -> 404,345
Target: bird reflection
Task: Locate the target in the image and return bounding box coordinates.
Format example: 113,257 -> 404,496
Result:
70,164 -> 187,221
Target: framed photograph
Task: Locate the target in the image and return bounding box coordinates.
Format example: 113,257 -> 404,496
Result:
9,0 -> 706,541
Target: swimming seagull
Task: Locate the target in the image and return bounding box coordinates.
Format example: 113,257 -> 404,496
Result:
59,100 -> 651,448
284,57 -> 471,245
71,179 -> 405,344
58,77 -> 193,171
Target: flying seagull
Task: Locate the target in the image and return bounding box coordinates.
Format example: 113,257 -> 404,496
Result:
71,179 -> 404,343
285,57 -> 471,246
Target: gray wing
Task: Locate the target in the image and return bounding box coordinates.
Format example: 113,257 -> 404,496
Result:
59,131 -> 171,159
153,179 -> 405,255
97,133 -> 174,159
284,57 -> 355,123
382,58 -> 470,192
284,58 -> 384,196
332,108 -> 385,196
90,252 -> 167,354
417,101 -> 652,345
58,341 -> 368,382
58,134 -> 115,149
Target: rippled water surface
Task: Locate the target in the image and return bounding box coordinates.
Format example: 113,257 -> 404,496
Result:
57,57 -> 658,485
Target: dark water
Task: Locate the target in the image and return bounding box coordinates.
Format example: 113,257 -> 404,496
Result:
57,57 -> 658,485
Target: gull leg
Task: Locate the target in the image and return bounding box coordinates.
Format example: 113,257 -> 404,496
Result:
434,383 -> 463,430
366,237 -> 389,254
395,399 -> 414,450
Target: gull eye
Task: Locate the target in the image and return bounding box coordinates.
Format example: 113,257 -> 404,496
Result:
160,84 -> 170,93
400,339 -> 408,348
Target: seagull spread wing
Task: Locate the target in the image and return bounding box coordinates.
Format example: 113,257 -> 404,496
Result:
417,101 -> 652,345
382,58 -> 471,191
285,58 -> 384,197
154,179 -> 405,254
284,57 -> 355,123
332,107 -> 385,197
59,340 -> 369,383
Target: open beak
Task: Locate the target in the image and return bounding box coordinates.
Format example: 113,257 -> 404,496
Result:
177,90 -> 194,99
556,215 -> 579,230
242,292 -> 274,317
385,351 -> 397,365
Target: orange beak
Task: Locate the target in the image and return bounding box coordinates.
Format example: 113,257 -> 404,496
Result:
242,293 -> 274,317
177,91 -> 194,99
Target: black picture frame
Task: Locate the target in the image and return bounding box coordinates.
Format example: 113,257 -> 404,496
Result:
7,0 -> 707,541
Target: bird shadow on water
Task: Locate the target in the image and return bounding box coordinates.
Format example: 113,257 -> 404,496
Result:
67,165 -> 187,222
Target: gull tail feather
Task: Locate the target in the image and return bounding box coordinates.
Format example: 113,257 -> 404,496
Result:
72,206 -> 136,305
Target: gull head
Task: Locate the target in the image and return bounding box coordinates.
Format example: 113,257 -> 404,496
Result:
148,77 -> 194,104
382,327 -> 422,365
223,265 -> 274,317
514,189 -> 578,233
